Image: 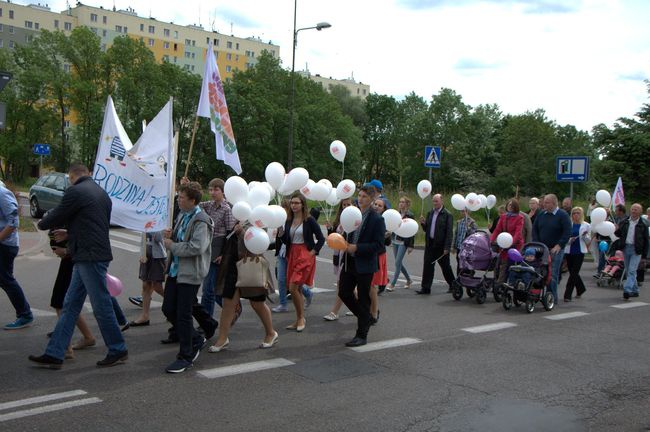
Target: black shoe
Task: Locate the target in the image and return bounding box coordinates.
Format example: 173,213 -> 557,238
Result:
345,337 -> 367,347
28,354 -> 63,369
120,322 -> 130,332
96,350 -> 128,367
623,292 -> 630,300
371,310 -> 380,326
128,296 -> 143,308
166,358 -> 192,374
563,298 -> 572,302
377,286 -> 386,295
192,337 -> 207,362
415,290 -> 431,295
631,292 -> 639,298
160,336 -> 179,344
129,320 -> 150,327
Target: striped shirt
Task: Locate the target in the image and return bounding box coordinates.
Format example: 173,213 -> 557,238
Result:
199,200 -> 235,238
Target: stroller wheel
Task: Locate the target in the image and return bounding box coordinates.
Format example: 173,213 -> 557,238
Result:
451,281 -> 463,301
492,283 -> 504,303
542,291 -> 555,311
476,289 -> 487,304
502,292 -> 513,310
466,288 -> 476,298
525,298 -> 535,313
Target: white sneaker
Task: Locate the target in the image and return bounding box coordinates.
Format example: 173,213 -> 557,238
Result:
271,305 -> 289,313
323,312 -> 338,321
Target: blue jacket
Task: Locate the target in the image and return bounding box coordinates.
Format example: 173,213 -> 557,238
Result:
532,208 -> 571,249
343,209 -> 386,274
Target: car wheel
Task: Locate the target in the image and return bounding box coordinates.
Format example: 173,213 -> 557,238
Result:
30,197 -> 43,218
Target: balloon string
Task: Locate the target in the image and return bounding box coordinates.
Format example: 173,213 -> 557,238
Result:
420,197 -> 424,218
341,161 -> 345,181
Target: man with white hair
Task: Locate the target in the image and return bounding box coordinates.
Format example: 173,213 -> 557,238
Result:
615,203 -> 649,299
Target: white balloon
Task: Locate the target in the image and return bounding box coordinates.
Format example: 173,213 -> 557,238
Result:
244,227 -> 270,254
590,207 -> 607,226
465,193 -> 481,212
486,194 -> 497,209
265,162 -> 286,190
596,220 -> 615,237
382,209 -> 403,232
336,179 -> 356,199
310,182 -> 329,201
340,206 -> 362,233
417,180 -> 432,199
330,140 -> 347,162
596,190 -> 612,208
325,189 -> 340,206
318,179 -> 333,189
224,176 -> 248,204
250,205 -> 274,229
496,232 -> 513,248
266,228 -> 277,244
269,205 -> 287,229
395,218 -> 418,238
451,194 -> 466,211
285,167 -> 309,191
478,194 -> 487,209
247,185 -> 271,208
300,179 -> 316,199
248,181 -> 260,191
261,181 -> 275,197
231,201 -> 252,222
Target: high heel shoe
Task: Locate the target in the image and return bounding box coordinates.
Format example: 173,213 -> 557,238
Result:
259,331 -> 279,349
208,338 -> 229,353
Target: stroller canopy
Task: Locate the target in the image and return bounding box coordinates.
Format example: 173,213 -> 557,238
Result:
459,231 -> 494,271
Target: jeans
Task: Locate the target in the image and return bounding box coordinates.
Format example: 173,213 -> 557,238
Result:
549,249 -> 565,302
111,297 -> 127,326
598,250 -> 606,273
0,244 -> 32,319
200,262 -> 222,317
276,255 -> 311,307
623,244 -> 641,294
45,261 -> 126,360
162,277 -> 204,362
390,243 -> 411,286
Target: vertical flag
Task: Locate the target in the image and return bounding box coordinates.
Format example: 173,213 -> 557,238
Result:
612,177 -> 625,208
197,42 -> 242,174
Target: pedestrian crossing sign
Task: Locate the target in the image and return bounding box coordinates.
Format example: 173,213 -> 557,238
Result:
424,146 -> 441,168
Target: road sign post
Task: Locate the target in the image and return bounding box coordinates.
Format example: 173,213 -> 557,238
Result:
33,144 -> 50,177
556,156 -> 589,200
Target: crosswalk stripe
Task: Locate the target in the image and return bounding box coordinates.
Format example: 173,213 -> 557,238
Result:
197,358 -> 294,379
348,337 -> 422,353
110,231 -> 143,243
610,301 -> 648,309
544,311 -> 590,321
0,390 -> 87,411
462,322 -> 518,333
0,398 -> 102,422
109,239 -> 140,253
29,308 -> 57,317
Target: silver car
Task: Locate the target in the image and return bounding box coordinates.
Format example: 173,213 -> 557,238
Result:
28,172 -> 69,218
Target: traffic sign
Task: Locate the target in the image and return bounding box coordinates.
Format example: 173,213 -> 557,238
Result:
33,144 -> 50,156
556,156 -> 589,182
424,146 -> 441,168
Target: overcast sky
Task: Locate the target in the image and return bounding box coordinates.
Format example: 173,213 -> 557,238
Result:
44,0 -> 650,131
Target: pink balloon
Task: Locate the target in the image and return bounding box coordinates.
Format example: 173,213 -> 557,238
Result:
106,273 -> 123,297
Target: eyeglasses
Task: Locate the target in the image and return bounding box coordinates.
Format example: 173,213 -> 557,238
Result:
290,201 -> 302,205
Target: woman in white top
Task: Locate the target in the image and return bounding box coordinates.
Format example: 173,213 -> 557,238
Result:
563,207 -> 591,301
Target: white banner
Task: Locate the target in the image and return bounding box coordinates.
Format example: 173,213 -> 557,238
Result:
93,96 -> 173,232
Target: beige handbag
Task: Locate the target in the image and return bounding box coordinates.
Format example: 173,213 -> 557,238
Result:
236,256 -> 274,298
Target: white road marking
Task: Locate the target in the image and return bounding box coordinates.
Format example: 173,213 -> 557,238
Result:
462,322 -> 518,334
109,239 -> 140,253
110,231 -> 142,243
544,311 -> 590,321
348,337 -> 422,353
310,287 -> 334,294
197,358 -> 295,379
0,398 -> 102,422
30,308 -> 57,317
0,390 -> 87,411
610,301 -> 648,309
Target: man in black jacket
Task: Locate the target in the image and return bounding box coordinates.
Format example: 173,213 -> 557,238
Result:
29,163 -> 128,369
418,194 -> 454,294
615,203 -> 649,300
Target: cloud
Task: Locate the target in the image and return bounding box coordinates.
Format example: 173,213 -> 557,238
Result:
619,72 -> 647,81
398,0 -> 578,14
521,1 -> 577,14
454,58 -> 503,70
215,8 -> 260,29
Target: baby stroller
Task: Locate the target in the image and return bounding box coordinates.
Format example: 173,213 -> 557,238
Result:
596,249 -> 624,289
451,231 -> 502,304
501,242 -> 554,313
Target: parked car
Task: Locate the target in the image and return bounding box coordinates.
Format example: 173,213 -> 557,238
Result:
29,172 -> 69,218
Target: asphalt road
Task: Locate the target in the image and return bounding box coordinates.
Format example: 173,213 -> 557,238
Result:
1,227 -> 649,432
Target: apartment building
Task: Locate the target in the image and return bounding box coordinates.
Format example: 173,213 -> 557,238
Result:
299,69 -> 370,100
0,1 -> 280,80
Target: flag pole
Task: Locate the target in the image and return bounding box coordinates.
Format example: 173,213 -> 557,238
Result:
169,131 -> 179,228
184,115 -> 200,178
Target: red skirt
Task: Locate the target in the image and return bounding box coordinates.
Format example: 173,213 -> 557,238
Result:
287,244 -> 316,287
371,252 -> 388,286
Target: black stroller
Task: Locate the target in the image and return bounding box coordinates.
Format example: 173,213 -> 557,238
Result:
451,231 -> 502,304
501,242 -> 554,313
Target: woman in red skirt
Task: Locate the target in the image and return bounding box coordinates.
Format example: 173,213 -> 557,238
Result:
370,198 -> 391,324
280,193 -> 325,332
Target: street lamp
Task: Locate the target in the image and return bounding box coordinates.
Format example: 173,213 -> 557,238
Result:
287,0 -> 331,170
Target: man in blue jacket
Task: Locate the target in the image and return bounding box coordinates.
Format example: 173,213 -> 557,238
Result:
532,194 -> 571,303
339,185 -> 386,347
29,163 -> 128,369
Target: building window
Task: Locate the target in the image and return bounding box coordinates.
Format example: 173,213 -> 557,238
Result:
173,56 -> 177,63
192,40 -> 196,46
215,38 -> 219,46
63,64 -> 70,72
101,43 -> 106,51
9,10 -> 14,19
226,65 -> 231,72
9,26 -> 14,34
0,24 -> 3,32
173,43 -> 177,51
54,20 -> 59,29
148,38 -> 154,47
25,21 -> 33,29
163,54 -> 169,61
185,39 -> 191,45
271,50 -> 275,57
245,50 -> 250,56
102,29 -> 107,37
115,25 -> 122,33
64,120 -> 70,128
9,40 -> 14,49
226,53 -> 232,60
35,22 -> 39,30
363,89 -> 367,95
25,34 -> 33,43
103,16 -> 107,24
174,30 -> 178,39
191,52 -> 195,59
90,13 -> 97,22
164,28 -> 170,37
0,9 -> 2,17
148,25 -> 155,34
64,22 -> 72,31
91,28 -> 98,35
163,41 -> 169,49
235,55 -> 239,61
206,37 -> 209,44
184,64 -> 189,70
184,51 -> 190,58
236,42 -> 239,50
124,26 -> 128,33
0,40 -> 3,48
190,65 -> 195,71
227,41 -> 232,49
140,23 -> 144,32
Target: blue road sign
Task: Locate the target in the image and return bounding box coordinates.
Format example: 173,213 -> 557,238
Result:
556,156 -> 589,182
33,144 -> 50,156
424,146 -> 441,168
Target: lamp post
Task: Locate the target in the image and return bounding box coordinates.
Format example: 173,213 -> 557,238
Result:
287,0 -> 331,170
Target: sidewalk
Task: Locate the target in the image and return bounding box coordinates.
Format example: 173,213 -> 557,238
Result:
17,230 -> 47,256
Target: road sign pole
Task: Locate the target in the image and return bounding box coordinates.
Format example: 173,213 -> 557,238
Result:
570,182 -> 573,202
39,155 -> 43,177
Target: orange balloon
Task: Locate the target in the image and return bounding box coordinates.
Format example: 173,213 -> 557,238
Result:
326,233 -> 348,251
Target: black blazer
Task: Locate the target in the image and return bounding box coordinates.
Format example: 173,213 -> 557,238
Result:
343,209 -> 386,274
421,207 -> 453,251
281,216 -> 325,255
